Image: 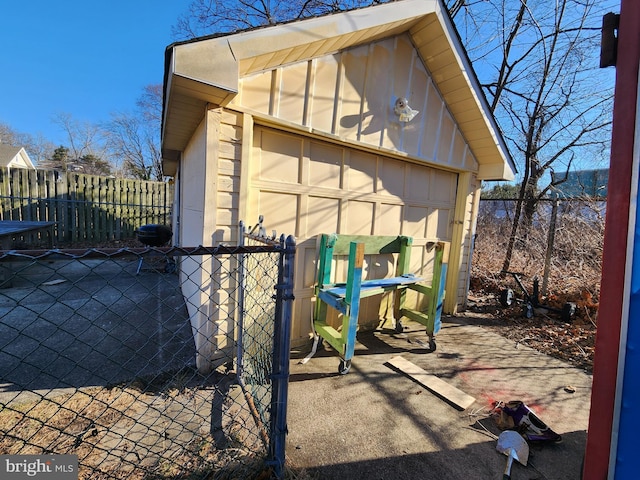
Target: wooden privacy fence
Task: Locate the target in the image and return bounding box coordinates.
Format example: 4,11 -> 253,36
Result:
0,168 -> 173,245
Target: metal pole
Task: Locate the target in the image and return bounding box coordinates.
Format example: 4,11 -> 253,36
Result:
541,198 -> 558,296
237,221 -> 246,379
268,234 -> 296,479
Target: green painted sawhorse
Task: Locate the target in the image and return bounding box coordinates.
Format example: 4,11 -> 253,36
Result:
303,234 -> 448,374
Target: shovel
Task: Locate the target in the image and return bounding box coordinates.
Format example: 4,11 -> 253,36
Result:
496,430 -> 529,479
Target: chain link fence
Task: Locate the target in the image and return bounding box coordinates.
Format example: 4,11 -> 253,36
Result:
0,229 -> 295,479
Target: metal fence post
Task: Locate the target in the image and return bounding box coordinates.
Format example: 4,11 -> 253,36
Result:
542,197 -> 559,296
237,221 -> 246,378
268,234 -> 296,479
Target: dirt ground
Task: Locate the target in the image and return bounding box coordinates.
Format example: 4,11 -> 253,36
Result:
465,285 -> 596,374
469,201 -> 602,375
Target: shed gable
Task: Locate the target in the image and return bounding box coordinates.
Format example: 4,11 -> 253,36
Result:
0,145 -> 35,169
235,34 -> 477,172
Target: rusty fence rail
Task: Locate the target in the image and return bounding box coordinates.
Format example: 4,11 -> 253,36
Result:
0,235 -> 295,479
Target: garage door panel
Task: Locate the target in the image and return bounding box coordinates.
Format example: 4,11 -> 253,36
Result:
309,141 -> 343,189
412,245 -> 435,279
408,165 -> 431,202
251,126 -> 459,344
405,206 -> 429,238
364,295 -> 389,329
345,200 -> 375,235
430,169 -> 457,203
426,208 -> 452,239
306,196 -> 340,238
378,157 -> 406,198
257,130 -> 301,183
258,190 -> 298,235
347,150 -> 377,193
365,253 -> 394,281
379,203 -> 404,235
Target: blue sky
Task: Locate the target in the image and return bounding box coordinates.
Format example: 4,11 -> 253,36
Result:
1,1 -> 188,147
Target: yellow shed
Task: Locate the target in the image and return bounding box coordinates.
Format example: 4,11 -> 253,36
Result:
161,0 -> 515,372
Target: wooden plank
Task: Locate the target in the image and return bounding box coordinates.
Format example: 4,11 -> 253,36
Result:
387,356 -> 475,411
0,168 -> 8,220
115,177 -> 122,239
20,169 -> 29,221
27,169 -> 38,221
37,170 -> 47,222
87,175 -> 94,241
56,171 -> 68,243
72,173 -> 82,242
317,290 -> 347,313
9,169 -> 20,220
313,323 -> 344,354
322,275 -> 425,298
77,174 -> 86,242
98,175 -> 107,242
109,176 -> 116,239
400,308 -> 429,325
332,234 -> 405,255
407,283 -> 432,295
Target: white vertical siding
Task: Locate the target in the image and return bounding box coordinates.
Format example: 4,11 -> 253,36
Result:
235,33 -> 479,174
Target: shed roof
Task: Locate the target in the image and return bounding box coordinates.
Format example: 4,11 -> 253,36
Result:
162,0 -> 515,180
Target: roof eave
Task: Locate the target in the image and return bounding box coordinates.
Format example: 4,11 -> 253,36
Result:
161,0 -> 516,181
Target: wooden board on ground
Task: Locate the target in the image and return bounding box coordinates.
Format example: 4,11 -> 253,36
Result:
387,356 -> 475,411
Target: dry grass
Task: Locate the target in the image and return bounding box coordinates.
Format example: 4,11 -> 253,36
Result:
0,384 -> 315,480
0,388 -> 138,456
472,200 -> 602,311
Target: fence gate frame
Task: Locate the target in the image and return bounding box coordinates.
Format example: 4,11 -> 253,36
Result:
237,219 -> 296,478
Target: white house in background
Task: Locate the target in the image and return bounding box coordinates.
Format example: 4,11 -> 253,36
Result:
0,144 -> 36,169
161,0 -> 516,372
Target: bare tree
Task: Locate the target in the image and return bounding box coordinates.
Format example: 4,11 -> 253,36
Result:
34,113 -> 109,172
447,0 -> 615,271
0,122 -> 56,165
103,85 -> 163,180
137,84 -> 163,126
0,122 -> 22,146
172,0 -> 388,39
24,133 -> 57,166
49,113 -> 108,163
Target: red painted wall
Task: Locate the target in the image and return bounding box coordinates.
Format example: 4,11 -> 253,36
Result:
584,1 -> 640,478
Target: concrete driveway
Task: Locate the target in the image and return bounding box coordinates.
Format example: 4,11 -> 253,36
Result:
0,257 -> 195,405
287,316 -> 592,480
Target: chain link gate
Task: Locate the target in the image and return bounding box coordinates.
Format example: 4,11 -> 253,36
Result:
0,225 -> 295,479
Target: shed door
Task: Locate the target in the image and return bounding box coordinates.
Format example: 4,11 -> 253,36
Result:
250,126 -> 457,343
